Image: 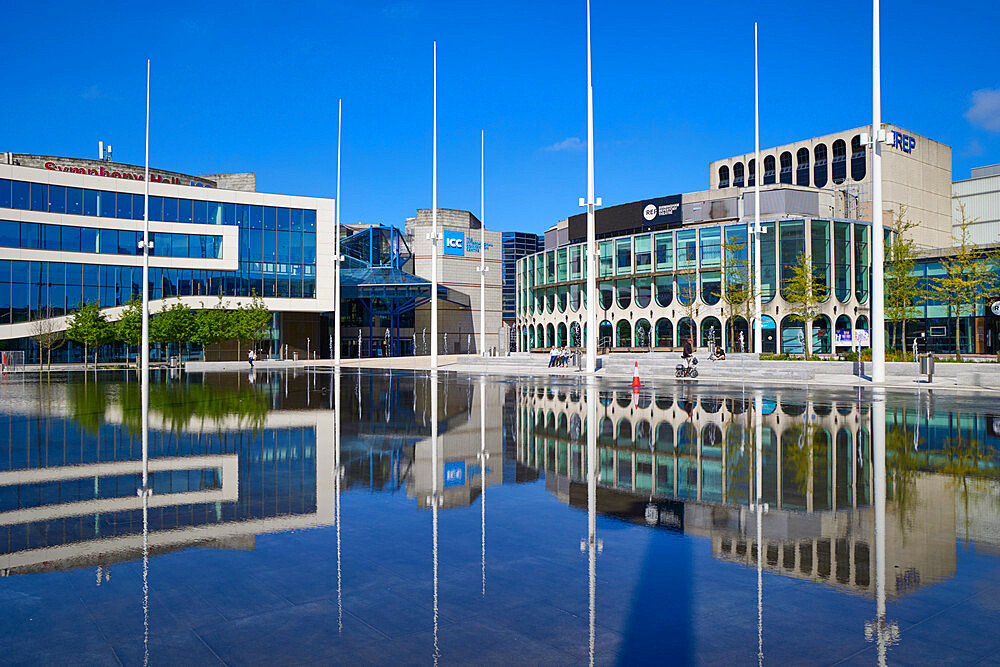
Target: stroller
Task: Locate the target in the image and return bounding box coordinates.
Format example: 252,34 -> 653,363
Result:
675,355 -> 698,378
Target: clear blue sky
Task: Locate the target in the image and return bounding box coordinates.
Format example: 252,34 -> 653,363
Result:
3,1 -> 998,235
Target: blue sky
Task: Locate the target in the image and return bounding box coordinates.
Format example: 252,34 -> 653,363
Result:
3,0 -> 999,235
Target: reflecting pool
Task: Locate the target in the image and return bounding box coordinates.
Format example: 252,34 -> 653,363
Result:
1,370 -> 999,664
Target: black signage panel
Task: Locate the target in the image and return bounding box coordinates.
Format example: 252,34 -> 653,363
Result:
567,194 -> 682,243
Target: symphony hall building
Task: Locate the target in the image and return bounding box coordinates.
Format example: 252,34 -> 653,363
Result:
513,124 -> 997,355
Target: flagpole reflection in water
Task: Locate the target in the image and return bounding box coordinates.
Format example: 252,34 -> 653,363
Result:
335,368 -> 343,633
428,370 -> 441,665
752,390 -> 767,667
866,392 -> 898,664
479,375 -> 488,597
583,380 -> 602,667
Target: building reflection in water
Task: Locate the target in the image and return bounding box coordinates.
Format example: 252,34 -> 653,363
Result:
515,382 -> 999,602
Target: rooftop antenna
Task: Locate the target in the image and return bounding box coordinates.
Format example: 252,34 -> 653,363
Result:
107,144 -> 113,162
98,141 -> 104,160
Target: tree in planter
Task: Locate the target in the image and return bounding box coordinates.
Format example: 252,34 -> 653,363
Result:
65,300 -> 114,369
151,299 -> 196,361
236,291 -> 272,359
115,296 -> 143,367
720,237 -> 755,352
783,253 -> 824,358
30,307 -> 66,371
192,296 -> 236,360
932,204 -> 991,360
885,206 -> 921,353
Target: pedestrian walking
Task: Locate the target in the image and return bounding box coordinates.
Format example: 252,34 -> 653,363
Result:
249,348 -> 255,370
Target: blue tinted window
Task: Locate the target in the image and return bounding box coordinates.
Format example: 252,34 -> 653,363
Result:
82,263 -> 99,286
43,224 -> 61,250
303,233 -> 316,264
0,179 -> 10,208
62,226 -> 81,252
83,189 -> 98,216
21,223 -> 39,249
99,191 -> 115,217
132,194 -> 145,220
116,192 -> 132,219
289,208 -> 302,231
148,195 -> 162,221
277,207 -> 290,231
206,201 -> 221,225
155,233 -> 170,257
30,183 -> 46,211
193,199 -> 207,224
250,205 -> 263,229
172,234 -> 188,258
49,262 -> 64,286
99,229 -> 116,254
0,221 -> 18,247
303,209 -> 316,231
12,181 -> 29,209
65,263 -> 82,286
81,227 -> 99,253
249,230 -> 262,261
162,197 -> 178,222
178,198 -> 193,223
48,185 -> 66,213
263,206 -> 276,230
289,231 -> 302,264
276,230 -> 289,263
223,203 -> 236,225
67,188 -> 83,214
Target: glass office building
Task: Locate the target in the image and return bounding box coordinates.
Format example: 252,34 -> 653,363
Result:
502,232 -> 542,322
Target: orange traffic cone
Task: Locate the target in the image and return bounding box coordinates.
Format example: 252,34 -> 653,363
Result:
631,361 -> 642,388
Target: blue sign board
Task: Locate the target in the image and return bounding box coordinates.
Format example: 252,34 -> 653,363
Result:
443,230 -> 465,256
464,238 -> 494,253
444,461 -> 465,487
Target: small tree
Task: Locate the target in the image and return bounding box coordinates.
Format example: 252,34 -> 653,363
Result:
191,296 -> 235,360
236,291 -> 272,358
783,253 -> 824,358
151,299 -> 196,360
720,237 -> 755,352
885,206 -> 921,352
66,300 -> 113,368
932,204 -> 992,359
30,307 -> 66,371
116,296 -> 143,367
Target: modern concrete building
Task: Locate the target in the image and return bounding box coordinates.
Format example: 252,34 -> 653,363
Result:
406,208 -> 503,355
952,164 -> 1000,245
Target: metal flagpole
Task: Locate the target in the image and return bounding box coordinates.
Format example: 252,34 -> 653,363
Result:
584,0 -> 600,374
753,23 -> 763,355
140,59 -> 151,494
335,99 -> 342,366
871,0 -> 886,383
479,130 -> 487,357
430,42 -> 439,371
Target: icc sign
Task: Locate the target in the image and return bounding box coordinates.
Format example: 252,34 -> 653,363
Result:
444,230 -> 465,256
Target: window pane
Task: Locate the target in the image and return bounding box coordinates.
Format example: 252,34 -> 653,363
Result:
598,241 -> 613,277
654,232 -> 673,271
21,223 -> 39,249
83,189 -> 98,216
43,224 -> 61,251
0,221 -> 18,247
66,187 -> 83,214
62,226 -> 81,252
760,222 -> 776,303
779,220 -> 805,301
81,227 -> 99,253
99,191 -> 115,217
30,182 -> 46,211
162,197 -> 178,222
12,181 -> 29,209
132,193 -> 145,220
178,198 -> 193,223
676,230 -> 697,270
148,195 -> 163,221
47,185 -> 66,213
0,179 -> 10,208
699,227 -> 721,269
116,192 -> 132,219
193,199 -> 207,224
100,229 -> 117,254
634,235 -> 651,272
263,206 -> 276,230
206,201 -> 222,225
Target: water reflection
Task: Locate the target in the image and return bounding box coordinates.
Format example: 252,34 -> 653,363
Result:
1,371 -> 998,663
515,383 -> 1000,600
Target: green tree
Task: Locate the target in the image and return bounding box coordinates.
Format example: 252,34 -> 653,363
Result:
932,203 -> 992,359
65,300 -> 114,368
115,296 -> 143,367
191,296 -> 236,359
236,291 -> 272,357
151,298 -> 196,360
885,206 -> 921,353
720,237 -> 755,352
783,253 -> 824,358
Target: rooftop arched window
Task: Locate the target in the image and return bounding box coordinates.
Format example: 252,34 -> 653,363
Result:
748,159 -> 756,187
850,135 -> 866,181
733,162 -> 745,188
814,144 -> 828,188
779,151 -> 793,184
718,165 -> 730,188
796,148 -> 810,186
763,155 -> 776,185
831,139 -> 847,184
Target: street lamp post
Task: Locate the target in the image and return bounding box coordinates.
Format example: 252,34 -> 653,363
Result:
752,23 -> 763,355
335,99 -> 343,367
870,0 -> 886,383
584,0 -> 602,374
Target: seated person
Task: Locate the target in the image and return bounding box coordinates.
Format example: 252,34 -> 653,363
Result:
715,345 -> 726,361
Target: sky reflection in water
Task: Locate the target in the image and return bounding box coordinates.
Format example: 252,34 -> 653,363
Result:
1,370 -> 999,665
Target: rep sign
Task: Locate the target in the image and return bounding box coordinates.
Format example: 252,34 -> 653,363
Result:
890,130 -> 916,153
443,230 -> 464,256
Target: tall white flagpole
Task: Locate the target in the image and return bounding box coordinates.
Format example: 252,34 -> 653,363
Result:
430,41 -> 439,371
871,0 -> 886,383
335,99 -> 342,367
753,23 -> 763,355
584,0 -> 599,374
479,130 -> 487,357
140,59 -> 151,493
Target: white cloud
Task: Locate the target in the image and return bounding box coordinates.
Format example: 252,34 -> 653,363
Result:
543,137 -> 584,152
961,138 -> 984,157
966,88 -> 1000,132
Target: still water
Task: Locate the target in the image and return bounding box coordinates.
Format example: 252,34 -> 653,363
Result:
1,370 -> 999,665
